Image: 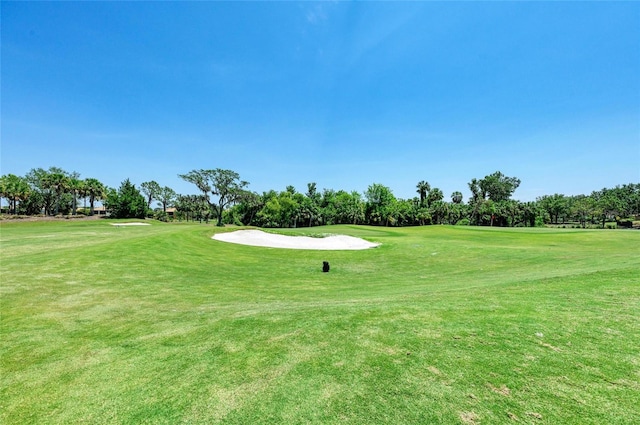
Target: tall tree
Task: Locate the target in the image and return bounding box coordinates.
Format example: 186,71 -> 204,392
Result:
468,178 -> 483,225
426,187 -> 444,207
447,202 -> 466,225
84,178 -> 106,216
365,183 -> 396,226
43,172 -> 70,215
416,181 -> 431,207
306,182 -> 318,200
320,189 -> 338,225
429,200 -> 448,225
25,168 -> 54,215
157,186 -> 177,213
78,178 -> 89,211
468,172 -> 521,225
593,189 -> 624,228
140,181 -> 161,210
105,179 -> 146,219
335,190 -> 365,225
68,175 -> 83,215
232,191 -> 264,226
537,194 -> 569,224
571,195 -> 596,228
478,171 -> 521,202
179,169 -> 249,226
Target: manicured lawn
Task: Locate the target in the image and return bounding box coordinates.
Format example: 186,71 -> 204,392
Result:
1,220 -> 639,424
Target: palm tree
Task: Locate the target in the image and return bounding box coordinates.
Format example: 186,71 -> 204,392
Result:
68,176 -> 84,215
429,200 -> 449,225
43,172 -> 70,215
84,178 -> 106,216
1,174 -> 30,214
427,187 -> 444,207
416,181 -> 431,207
78,179 -> 88,212
451,191 -> 463,204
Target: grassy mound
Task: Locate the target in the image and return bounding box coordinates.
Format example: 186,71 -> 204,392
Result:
1,221 -> 638,424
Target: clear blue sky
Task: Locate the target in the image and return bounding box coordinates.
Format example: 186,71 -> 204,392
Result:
2,1 -> 639,202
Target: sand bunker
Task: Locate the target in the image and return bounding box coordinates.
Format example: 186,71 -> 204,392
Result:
111,222 -> 150,226
212,229 -> 380,250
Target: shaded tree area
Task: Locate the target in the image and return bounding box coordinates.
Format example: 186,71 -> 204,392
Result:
3,167 -> 639,229
179,169 -> 248,226
174,194 -> 211,223
536,184 -> 640,228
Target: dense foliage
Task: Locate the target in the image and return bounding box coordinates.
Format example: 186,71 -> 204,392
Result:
2,167 -> 639,228
104,179 -> 147,219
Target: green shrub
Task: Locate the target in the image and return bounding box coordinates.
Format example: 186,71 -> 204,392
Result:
455,218 -> 470,226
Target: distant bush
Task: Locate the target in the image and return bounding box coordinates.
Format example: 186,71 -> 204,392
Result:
456,218 -> 470,226
64,215 -> 88,220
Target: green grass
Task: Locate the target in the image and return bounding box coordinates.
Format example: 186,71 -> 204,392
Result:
1,220 -> 639,424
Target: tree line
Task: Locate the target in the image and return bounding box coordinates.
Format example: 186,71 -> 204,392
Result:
1,167 -> 638,229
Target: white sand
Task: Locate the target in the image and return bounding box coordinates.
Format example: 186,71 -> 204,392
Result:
212,229 -> 380,250
111,222 -> 150,226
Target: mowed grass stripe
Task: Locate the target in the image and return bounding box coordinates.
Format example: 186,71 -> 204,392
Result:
1,221 -> 638,424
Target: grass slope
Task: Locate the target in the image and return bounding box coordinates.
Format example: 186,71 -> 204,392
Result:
1,221 -> 639,424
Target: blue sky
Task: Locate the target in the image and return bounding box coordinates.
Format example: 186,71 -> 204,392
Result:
2,1 -> 639,202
